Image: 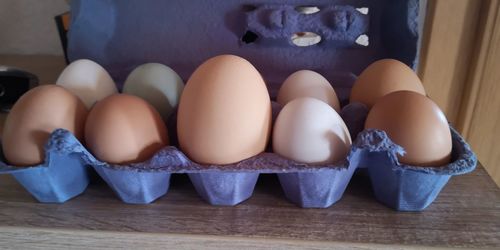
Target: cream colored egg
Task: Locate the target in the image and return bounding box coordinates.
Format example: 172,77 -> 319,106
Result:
56,59 -> 118,108
123,63 -> 184,121
273,97 -> 351,164
277,70 -> 340,112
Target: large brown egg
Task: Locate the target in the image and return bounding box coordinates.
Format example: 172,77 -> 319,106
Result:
365,91 -> 452,166
350,59 -> 426,108
2,85 -> 88,166
177,55 -> 272,165
85,94 -> 169,164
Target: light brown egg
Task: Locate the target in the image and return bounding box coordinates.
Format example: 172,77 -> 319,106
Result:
365,91 -> 452,166
2,85 -> 88,166
350,59 -> 426,108
85,94 -> 169,164
177,55 -> 272,165
277,70 -> 340,112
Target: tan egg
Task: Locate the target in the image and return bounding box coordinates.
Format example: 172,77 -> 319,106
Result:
85,94 -> 169,164
350,59 -> 426,108
365,91 -> 452,166
177,55 -> 272,165
277,70 -> 340,112
273,97 -> 351,164
2,85 -> 88,166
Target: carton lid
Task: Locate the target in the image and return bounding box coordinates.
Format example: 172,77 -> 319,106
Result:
67,0 -> 424,100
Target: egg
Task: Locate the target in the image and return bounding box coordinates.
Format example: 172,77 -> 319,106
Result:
350,59 -> 426,108
85,94 -> 169,164
56,59 -> 118,108
277,70 -> 340,112
123,63 -> 184,121
273,97 -> 351,164
365,91 -> 452,166
2,85 -> 88,166
177,55 -> 272,165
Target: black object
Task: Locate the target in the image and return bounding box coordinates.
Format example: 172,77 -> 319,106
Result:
55,12 -> 70,64
0,66 -> 39,112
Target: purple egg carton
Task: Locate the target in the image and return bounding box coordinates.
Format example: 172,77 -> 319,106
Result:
0,0 -> 474,210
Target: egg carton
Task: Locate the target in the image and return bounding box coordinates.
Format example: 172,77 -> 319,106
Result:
0,102 -> 476,211
28,0 -> 476,211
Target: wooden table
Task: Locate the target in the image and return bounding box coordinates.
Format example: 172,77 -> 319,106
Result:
0,164 -> 498,249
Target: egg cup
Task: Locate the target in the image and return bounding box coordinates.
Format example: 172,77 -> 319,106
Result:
344,103 -> 477,211
0,129 -> 89,203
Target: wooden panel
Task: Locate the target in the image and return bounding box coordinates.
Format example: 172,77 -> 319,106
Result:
418,0 -> 483,125
0,168 -> 498,249
420,0 -> 500,186
457,0 -> 500,135
463,1 -> 500,186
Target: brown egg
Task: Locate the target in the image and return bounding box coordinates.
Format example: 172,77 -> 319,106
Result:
277,70 -> 340,112
85,94 -> 169,164
177,55 -> 272,165
2,85 -> 88,166
365,91 -> 452,166
350,59 -> 426,108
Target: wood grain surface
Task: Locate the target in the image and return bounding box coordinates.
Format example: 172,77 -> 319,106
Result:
419,0 -> 483,126
0,165 -> 498,249
460,0 -> 500,187
419,1 -> 500,187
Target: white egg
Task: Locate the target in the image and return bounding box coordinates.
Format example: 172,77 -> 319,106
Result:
273,97 -> 351,164
123,63 -> 184,120
56,59 -> 118,108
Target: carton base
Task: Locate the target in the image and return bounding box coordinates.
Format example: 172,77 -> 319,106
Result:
188,172 -> 259,206
93,165 -> 171,204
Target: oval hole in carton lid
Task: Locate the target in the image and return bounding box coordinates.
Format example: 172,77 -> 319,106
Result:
291,32 -> 321,47
295,6 -> 320,15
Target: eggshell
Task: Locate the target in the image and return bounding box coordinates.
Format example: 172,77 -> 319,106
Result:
85,94 -> 169,164
273,97 -> 352,164
365,91 -> 452,166
56,59 -> 118,108
350,59 -> 426,108
177,55 -> 272,165
277,70 -> 340,112
2,85 -> 88,166
123,63 -> 184,121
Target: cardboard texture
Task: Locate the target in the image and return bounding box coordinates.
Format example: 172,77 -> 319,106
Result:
0,0 -> 477,211
0,130 -> 89,203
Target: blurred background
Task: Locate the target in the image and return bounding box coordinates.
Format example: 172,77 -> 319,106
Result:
0,0 -> 499,186
0,0 -> 69,55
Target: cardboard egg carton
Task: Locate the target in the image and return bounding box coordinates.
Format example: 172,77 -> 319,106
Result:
0,0 -> 478,211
